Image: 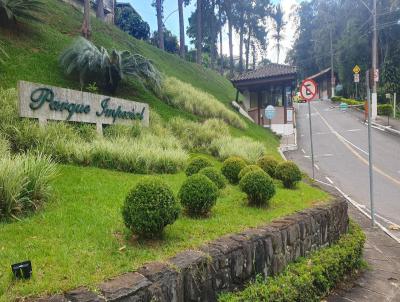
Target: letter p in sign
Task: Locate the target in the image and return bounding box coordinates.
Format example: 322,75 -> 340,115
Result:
300,79 -> 318,102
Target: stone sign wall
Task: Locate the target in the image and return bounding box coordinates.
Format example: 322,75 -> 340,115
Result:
35,199 -> 349,302
18,81 -> 149,133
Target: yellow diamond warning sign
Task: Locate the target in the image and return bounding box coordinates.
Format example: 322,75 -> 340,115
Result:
353,65 -> 361,74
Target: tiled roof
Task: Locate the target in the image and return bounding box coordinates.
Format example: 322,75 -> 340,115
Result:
232,64 -> 297,83
308,67 -> 331,80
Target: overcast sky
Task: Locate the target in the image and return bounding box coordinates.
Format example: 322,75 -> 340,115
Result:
129,0 -> 300,64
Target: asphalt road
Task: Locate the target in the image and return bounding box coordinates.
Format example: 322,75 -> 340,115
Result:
287,100 -> 400,234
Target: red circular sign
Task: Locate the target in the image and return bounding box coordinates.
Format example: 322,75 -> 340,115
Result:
300,79 -> 318,101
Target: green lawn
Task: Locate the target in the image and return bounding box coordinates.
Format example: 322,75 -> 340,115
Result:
0,163 -> 329,301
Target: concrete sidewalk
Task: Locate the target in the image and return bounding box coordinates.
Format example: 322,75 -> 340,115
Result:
327,204 -> 400,302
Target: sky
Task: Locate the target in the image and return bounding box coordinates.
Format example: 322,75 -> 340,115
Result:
129,0 -> 300,64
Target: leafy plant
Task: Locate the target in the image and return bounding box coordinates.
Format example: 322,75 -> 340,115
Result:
0,153 -> 57,221
179,174 -> 218,217
239,170 -> 275,207
122,178 -> 180,238
0,43 -> 9,64
199,167 -> 226,189
185,156 -> 212,176
0,0 -> 43,25
219,222 -> 366,302
60,37 -> 162,94
275,161 -> 302,189
221,156 -> 247,184
85,82 -> 99,94
238,165 -> 263,180
257,156 -> 279,178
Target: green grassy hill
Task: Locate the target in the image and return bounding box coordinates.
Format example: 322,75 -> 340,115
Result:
0,0 -> 278,150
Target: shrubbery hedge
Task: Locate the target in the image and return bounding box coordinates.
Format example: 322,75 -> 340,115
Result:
122,178 -> 180,238
257,156 -> 278,178
185,157 -> 212,176
199,167 -> 226,189
238,165 -> 262,180
219,222 -> 366,302
179,174 -> 218,217
239,170 -> 275,207
275,161 -> 302,189
378,104 -> 393,116
221,156 -> 247,184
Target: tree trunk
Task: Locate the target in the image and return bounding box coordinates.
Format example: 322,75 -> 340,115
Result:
219,3 -> 223,75
210,0 -> 216,69
239,26 -> 244,73
196,0 -> 203,65
81,0 -> 91,39
228,17 -> 234,77
178,0 -> 185,58
252,42 -> 256,70
245,26 -> 251,71
156,0 -> 164,50
96,0 -> 105,20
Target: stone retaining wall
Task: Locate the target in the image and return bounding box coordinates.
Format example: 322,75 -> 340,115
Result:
36,199 -> 349,302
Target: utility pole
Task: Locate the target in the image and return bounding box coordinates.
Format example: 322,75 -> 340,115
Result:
330,28 -> 335,98
371,0 -> 378,120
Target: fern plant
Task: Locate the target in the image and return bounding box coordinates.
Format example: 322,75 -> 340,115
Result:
60,37 -> 162,94
0,0 -> 43,25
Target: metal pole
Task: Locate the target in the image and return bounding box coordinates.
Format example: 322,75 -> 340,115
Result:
308,101 -> 315,179
356,82 -> 358,100
394,93 -> 397,118
367,70 -> 376,227
330,28 -> 335,98
371,0 -> 378,120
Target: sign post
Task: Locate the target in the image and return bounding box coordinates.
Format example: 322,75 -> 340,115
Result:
366,70 -> 376,227
353,65 -> 361,100
300,79 -> 318,180
265,105 -> 276,129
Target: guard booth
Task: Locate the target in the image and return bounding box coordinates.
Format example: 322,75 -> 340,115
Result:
231,64 -> 297,136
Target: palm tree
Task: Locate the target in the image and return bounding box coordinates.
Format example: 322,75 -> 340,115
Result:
196,0 -> 202,64
60,38 -> 162,94
271,4 -> 286,64
155,0 -> 164,50
0,0 -> 44,25
81,0 -> 91,39
96,0 -> 105,20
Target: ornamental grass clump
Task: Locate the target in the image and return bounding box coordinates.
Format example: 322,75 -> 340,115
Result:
239,170 -> 276,207
179,174 -> 218,217
185,156 -> 212,176
275,161 -> 302,189
210,137 -> 265,163
199,167 -> 226,189
163,77 -> 246,129
221,156 -> 247,184
257,155 -> 279,178
238,165 -> 263,180
122,178 -> 180,238
0,153 -> 57,221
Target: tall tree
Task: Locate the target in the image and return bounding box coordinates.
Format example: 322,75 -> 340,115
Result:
218,0 -> 225,74
155,0 -> 164,50
221,0 -> 234,77
96,0 -> 105,20
196,0 -> 203,64
271,4 -> 286,64
81,0 -> 91,39
178,0 -> 185,57
210,0 -> 217,69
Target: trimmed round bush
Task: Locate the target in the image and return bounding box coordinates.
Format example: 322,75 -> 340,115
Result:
275,161 -> 302,189
239,170 -> 276,207
257,156 -> 279,178
179,174 -> 218,217
221,156 -> 247,184
185,157 -> 212,176
238,165 -> 262,180
122,178 -> 180,238
199,167 -> 226,189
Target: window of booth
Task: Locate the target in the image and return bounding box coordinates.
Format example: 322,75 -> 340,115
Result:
250,92 -> 258,108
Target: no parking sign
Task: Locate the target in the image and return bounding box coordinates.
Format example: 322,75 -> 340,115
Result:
300,79 -> 318,102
